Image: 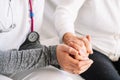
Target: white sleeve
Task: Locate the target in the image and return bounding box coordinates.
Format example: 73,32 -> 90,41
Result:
54,0 -> 86,42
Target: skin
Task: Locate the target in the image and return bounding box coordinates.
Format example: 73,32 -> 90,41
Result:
56,44 -> 93,74
63,32 -> 93,60
60,32 -> 93,74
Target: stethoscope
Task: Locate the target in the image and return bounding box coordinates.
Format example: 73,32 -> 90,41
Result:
29,0 -> 34,32
27,0 -> 39,43
0,0 -> 16,33
0,0 -> 39,43
19,0 -> 40,49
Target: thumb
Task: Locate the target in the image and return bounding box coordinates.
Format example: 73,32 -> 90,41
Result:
86,35 -> 93,54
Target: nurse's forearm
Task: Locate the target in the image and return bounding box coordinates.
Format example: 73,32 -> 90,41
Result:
0,45 -> 58,76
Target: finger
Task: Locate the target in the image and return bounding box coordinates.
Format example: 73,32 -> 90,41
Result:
62,54 -> 80,73
81,37 -> 93,54
79,45 -> 89,57
73,64 -> 91,74
63,44 -> 79,56
65,56 -> 92,74
73,60 -> 93,74
86,35 -> 91,42
65,35 -> 84,47
67,41 -> 88,57
78,59 -> 93,67
67,54 -> 91,69
75,54 -> 89,60
86,35 -> 93,53
79,62 -> 93,74
68,57 -> 89,73
68,41 -> 82,53
66,54 -> 81,68
78,36 -> 92,54
80,66 -> 91,73
70,39 -> 84,47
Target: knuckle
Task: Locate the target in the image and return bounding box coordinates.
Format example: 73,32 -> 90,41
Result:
68,48 -> 72,53
80,41 -> 84,46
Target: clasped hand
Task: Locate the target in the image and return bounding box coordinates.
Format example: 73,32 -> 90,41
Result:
56,32 -> 93,74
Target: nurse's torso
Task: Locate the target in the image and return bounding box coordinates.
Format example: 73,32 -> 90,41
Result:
0,0 -> 44,50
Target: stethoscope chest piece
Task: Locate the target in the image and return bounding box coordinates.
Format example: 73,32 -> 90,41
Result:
27,31 -> 39,43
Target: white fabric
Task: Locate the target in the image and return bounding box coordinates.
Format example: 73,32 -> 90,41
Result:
0,0 -> 44,50
55,0 -> 120,61
0,0 -> 59,50
0,75 -> 13,80
22,66 -> 84,80
0,66 -> 84,80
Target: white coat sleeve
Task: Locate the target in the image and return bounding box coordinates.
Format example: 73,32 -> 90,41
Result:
54,0 -> 86,42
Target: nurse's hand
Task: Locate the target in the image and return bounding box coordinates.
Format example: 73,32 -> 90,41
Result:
56,44 -> 93,74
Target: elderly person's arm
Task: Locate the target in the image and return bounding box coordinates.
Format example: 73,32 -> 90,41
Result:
55,0 -> 93,56
55,0 -> 86,42
55,0 -> 93,74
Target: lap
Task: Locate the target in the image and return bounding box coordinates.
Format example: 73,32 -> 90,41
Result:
81,50 -> 120,80
113,58 -> 120,75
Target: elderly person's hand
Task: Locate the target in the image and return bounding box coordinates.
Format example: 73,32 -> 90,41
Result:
56,44 -> 93,74
63,32 -> 93,60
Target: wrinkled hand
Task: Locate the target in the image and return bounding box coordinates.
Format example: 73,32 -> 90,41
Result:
63,32 -> 93,60
56,44 -> 93,74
